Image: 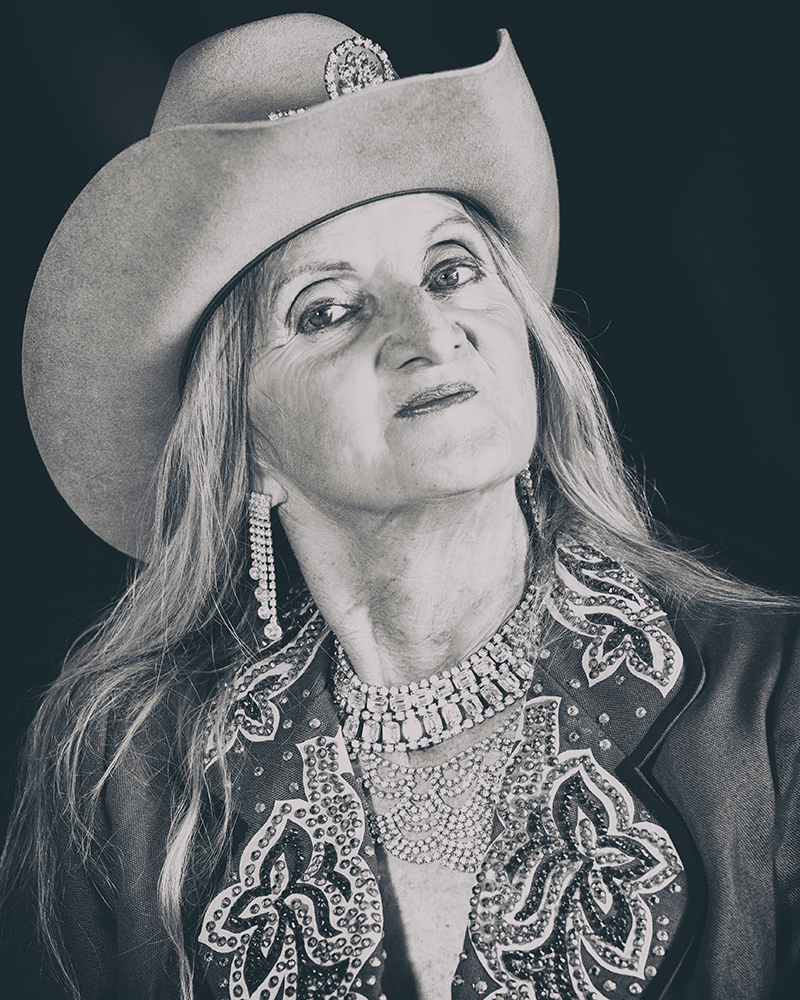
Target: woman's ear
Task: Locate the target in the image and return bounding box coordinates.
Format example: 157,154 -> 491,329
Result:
250,466 -> 289,506
249,425 -> 289,505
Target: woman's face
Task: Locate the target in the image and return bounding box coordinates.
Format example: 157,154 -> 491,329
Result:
249,193 -> 537,516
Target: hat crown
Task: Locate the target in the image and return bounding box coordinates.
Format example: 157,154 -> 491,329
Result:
151,14 -> 357,133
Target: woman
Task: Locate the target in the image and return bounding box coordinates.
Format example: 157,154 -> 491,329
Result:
2,11 -> 797,1000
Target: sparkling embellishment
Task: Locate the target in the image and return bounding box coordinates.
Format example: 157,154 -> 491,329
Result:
382,719 -> 402,744
248,492 -> 283,644
203,592 -> 326,768
266,35 -> 396,120
599,738 -> 612,751
199,734 -> 382,999
333,579 -> 540,751
636,707 -> 647,718
471,696 -> 684,998
546,535 -> 683,694
567,705 -> 579,717
598,712 -> 610,724
266,106 -> 306,121
324,36 -> 397,99
357,707 -> 522,873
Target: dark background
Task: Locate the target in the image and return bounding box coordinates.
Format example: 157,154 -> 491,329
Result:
4,1 -> 797,837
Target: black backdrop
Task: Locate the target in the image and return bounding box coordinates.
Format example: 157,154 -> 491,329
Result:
4,1 -> 798,836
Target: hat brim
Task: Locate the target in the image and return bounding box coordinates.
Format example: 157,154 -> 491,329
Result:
22,29 -> 558,557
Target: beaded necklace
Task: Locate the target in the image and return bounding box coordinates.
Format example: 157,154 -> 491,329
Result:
332,578 -> 540,752
356,705 -> 523,872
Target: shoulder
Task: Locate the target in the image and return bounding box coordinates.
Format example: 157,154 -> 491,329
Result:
671,599 -> 800,707
673,599 -> 800,662
661,599 -> 800,792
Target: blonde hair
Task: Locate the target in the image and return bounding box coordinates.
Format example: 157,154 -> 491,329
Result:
1,198 -> 789,998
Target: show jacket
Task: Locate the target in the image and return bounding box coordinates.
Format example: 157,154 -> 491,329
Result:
3,540 -> 798,1000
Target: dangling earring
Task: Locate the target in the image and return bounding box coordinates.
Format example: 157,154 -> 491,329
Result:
517,465 -> 541,532
248,492 -> 283,644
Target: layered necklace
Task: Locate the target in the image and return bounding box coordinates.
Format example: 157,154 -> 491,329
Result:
332,579 -> 541,871
332,578 -> 540,753
356,705 -> 523,872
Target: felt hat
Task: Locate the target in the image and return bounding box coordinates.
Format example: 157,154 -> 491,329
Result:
22,13 -> 559,557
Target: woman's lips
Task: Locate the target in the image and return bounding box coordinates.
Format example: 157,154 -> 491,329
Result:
395,381 -> 478,419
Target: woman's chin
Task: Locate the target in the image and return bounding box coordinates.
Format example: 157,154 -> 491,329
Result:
396,456 -> 528,506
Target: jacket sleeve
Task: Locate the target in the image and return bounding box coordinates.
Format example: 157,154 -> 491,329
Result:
768,619 -> 800,994
0,709 -> 186,1000
1,715 -> 117,999
653,607 -> 800,1000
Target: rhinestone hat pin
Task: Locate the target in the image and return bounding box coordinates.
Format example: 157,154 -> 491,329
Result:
267,35 -> 397,121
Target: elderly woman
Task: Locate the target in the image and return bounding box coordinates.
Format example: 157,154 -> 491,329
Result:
2,12 -> 798,1000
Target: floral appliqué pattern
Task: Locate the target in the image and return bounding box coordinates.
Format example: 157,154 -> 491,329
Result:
547,537 -> 683,694
199,732 -> 382,999
470,696 -> 683,999
205,603 -> 328,768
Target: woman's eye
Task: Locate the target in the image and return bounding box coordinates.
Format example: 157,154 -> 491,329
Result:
297,302 -> 354,334
429,262 -> 480,291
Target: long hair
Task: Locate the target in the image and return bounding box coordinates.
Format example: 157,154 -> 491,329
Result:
1,198 -> 791,999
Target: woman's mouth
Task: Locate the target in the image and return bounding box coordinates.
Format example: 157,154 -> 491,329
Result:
395,381 -> 478,419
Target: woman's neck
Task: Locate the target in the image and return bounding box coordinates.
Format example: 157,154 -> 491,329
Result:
277,479 -> 531,688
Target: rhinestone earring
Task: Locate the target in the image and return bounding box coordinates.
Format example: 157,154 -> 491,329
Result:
248,492 -> 283,644
517,465 -> 541,532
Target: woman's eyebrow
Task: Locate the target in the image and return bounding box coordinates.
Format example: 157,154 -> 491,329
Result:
425,213 -> 476,238
270,260 -> 355,311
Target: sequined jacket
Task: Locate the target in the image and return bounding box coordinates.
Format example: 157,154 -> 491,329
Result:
3,541 -> 799,1000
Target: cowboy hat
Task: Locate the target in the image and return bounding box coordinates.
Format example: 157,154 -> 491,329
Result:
22,12 -> 558,557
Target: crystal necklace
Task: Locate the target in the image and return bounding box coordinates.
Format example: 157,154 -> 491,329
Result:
355,705 -> 523,872
332,578 -> 540,752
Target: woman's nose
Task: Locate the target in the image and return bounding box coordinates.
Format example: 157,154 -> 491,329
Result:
375,287 -> 468,370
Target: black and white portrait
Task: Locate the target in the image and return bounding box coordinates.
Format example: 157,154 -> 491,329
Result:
3,3 -> 797,998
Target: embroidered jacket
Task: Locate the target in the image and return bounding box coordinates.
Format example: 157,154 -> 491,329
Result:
2,540 -> 799,1000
